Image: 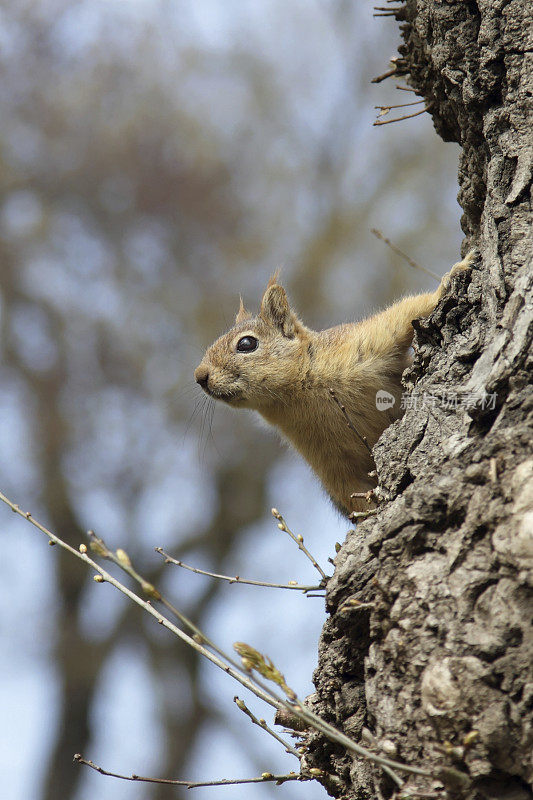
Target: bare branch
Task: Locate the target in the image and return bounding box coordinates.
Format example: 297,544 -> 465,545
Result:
0,491 -> 281,713
371,57 -> 408,83
230,639 -> 431,780
359,729 -> 403,788
155,548 -> 321,593
329,388 -> 373,455
373,102 -> 433,126
371,228 -> 440,280
375,99 -> 425,113
1,490 -> 433,781
350,490 -> 378,502
270,508 -> 328,581
349,509 -> 379,521
73,755 -> 304,787
234,697 -> 301,758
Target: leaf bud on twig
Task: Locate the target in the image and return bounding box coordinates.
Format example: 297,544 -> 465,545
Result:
116,548 -> 132,567
141,581 -> 161,601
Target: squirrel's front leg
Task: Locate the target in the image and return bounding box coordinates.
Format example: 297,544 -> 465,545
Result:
359,251 -> 475,359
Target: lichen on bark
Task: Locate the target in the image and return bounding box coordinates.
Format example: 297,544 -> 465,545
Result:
306,1 -> 532,797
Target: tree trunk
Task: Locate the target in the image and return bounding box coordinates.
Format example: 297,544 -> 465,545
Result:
306,1 -> 532,798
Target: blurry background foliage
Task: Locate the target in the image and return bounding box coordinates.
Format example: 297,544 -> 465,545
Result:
0,2 -> 462,799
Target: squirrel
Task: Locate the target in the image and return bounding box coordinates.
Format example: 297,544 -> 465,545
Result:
194,253 -> 475,517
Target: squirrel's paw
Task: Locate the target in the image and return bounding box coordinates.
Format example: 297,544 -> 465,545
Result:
450,249 -> 478,277
439,249 -> 478,296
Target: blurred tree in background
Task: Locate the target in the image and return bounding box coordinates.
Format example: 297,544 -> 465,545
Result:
0,2 -> 462,799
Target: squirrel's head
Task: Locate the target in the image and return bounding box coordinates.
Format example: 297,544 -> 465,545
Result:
194,277 -> 311,410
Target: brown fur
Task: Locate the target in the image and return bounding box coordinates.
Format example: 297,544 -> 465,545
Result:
195,254 -> 474,516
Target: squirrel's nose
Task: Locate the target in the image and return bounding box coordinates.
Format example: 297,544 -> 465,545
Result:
195,364 -> 210,391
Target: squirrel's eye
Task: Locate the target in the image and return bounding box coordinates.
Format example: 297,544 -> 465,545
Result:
236,335 -> 258,353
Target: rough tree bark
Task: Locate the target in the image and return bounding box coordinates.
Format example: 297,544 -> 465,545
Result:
305,2 -> 532,798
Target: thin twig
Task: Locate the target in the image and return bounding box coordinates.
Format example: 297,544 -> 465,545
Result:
0,492 -> 281,713
270,508 -> 328,581
371,65 -> 398,82
373,102 -> 433,126
339,599 -> 376,613
230,641 -> 421,781
370,228 -> 440,281
264,686 -> 429,779
349,509 -> 379,521
73,755 -> 304,787
373,7 -> 407,18
361,728 -> 404,788
329,388 -> 373,455
87,531 -> 319,775
371,57 -> 407,83
234,697 -> 301,757
350,490 -> 378,502
155,548 -> 321,593
87,531 -> 252,678
375,99 -> 424,113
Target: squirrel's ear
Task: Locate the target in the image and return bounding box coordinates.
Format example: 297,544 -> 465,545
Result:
235,296 -> 252,324
260,282 -> 296,337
